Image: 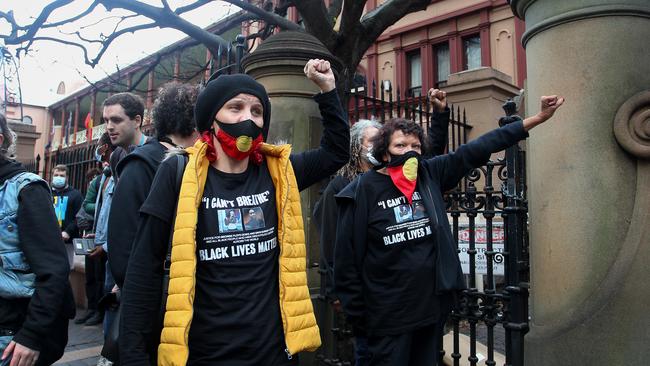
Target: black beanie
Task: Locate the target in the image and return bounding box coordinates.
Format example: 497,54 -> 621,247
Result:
194,74 -> 271,138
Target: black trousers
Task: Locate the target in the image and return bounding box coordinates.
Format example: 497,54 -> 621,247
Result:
84,252 -> 106,310
367,322 -> 445,366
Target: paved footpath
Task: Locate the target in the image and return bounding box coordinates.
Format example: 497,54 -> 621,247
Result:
54,310 -> 104,366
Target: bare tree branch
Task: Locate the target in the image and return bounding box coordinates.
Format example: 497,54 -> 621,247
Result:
99,0 -> 231,53
360,0 -> 430,50
90,22 -> 159,66
219,0 -> 301,31
161,0 -> 172,11
339,0 -> 365,36
3,0 -> 440,103
16,36 -> 93,64
293,0 -> 337,49
41,1 -> 100,29
59,30 -> 103,44
78,14 -> 136,31
1,0 -> 73,43
175,0 -> 212,15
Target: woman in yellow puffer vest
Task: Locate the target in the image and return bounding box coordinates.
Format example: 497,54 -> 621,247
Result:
118,59 -> 349,366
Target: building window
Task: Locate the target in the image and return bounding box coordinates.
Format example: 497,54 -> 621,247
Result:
434,42 -> 450,86
463,35 -> 481,70
406,49 -> 422,97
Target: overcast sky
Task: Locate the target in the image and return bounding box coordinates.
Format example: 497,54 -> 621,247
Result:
1,0 -> 235,106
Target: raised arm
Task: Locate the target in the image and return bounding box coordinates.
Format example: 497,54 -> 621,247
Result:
424,95 -> 564,192
425,88 -> 450,157
522,95 -> 565,131
290,59 -> 350,191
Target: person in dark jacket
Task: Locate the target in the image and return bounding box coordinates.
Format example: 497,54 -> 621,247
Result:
108,82 -> 199,289
51,164 -> 83,275
0,113 -> 75,366
334,93 -> 564,365
75,133 -> 116,327
314,88 -> 450,366
119,60 -> 349,365
51,164 -> 83,245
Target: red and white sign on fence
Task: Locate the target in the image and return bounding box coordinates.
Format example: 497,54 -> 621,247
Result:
457,222 -> 505,276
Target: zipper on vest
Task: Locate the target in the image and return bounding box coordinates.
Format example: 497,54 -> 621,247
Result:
285,348 -> 293,360
278,157 -> 291,349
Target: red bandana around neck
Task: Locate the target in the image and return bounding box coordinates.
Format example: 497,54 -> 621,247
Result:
215,129 -> 264,165
200,131 -> 218,162
386,156 -> 419,204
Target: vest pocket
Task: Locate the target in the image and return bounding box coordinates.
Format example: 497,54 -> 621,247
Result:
0,251 -> 31,272
0,251 -> 35,299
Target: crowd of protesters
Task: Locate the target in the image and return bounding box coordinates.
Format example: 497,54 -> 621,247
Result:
0,58 -> 563,366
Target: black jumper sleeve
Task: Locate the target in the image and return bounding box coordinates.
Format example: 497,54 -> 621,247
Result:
426,108 -> 450,157
119,159 -> 177,366
313,175 -> 348,300
333,179 -> 369,335
289,89 -> 350,191
422,120 -> 529,192
13,183 -> 73,352
63,189 -> 82,239
108,158 -> 157,288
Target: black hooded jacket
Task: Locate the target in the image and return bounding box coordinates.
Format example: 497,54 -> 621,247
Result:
313,109 -> 451,302
333,120 -> 529,336
0,159 -> 75,365
108,138 -> 166,288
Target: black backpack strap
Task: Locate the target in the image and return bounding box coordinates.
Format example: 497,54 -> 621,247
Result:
164,154 -> 188,273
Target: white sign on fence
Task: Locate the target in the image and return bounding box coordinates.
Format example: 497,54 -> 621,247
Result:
457,222 -> 505,276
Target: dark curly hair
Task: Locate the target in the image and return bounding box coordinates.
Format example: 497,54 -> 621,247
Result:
102,92 -> 145,122
370,118 -> 427,164
152,82 -> 198,139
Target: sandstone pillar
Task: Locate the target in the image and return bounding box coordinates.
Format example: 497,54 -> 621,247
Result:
510,1 -> 650,364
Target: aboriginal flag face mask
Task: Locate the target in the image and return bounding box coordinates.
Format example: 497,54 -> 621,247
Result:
214,119 -> 264,160
386,150 -> 420,204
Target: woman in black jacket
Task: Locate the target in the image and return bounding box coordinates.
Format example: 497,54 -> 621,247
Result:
333,93 -> 564,366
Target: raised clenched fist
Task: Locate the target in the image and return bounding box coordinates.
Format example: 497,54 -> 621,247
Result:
427,88 -> 447,112
538,95 -> 565,121
304,59 -> 335,93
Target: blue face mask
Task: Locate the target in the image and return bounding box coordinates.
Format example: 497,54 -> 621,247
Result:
52,176 -> 66,189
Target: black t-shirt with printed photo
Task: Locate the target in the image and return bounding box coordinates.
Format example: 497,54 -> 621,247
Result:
121,89 -> 350,366
187,163 -> 295,365
362,170 -> 445,335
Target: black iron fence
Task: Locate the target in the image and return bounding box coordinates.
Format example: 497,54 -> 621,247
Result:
45,143 -> 100,195
445,102 -> 529,366
317,98 -> 529,366
347,79 -> 473,151
24,154 -> 41,176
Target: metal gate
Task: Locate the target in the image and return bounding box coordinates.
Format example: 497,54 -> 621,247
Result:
316,82 -> 530,366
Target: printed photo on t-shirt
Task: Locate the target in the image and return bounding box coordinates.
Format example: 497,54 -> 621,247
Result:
243,207 -> 265,231
412,201 -> 427,219
218,209 -> 243,233
393,204 -> 413,223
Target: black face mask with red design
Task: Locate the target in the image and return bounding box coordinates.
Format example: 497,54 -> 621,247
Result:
386,150 -> 421,204
214,119 -> 264,161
